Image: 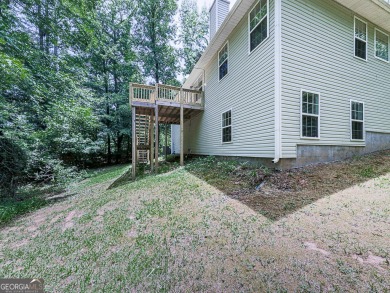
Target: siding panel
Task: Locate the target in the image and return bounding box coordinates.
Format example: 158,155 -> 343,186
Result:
281,0 -> 390,158
184,0 -> 276,158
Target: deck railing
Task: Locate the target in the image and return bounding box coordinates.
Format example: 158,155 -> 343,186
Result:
130,83 -> 204,107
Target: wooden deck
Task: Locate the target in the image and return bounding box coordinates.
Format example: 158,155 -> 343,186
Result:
129,83 -> 204,177
130,83 -> 204,124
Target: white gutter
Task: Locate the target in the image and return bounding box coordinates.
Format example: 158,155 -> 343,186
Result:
273,0 -> 282,164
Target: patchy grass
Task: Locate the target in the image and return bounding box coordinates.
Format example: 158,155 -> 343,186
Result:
186,150 -> 390,220
0,153 -> 389,291
0,193 -> 47,226
0,165 -> 129,226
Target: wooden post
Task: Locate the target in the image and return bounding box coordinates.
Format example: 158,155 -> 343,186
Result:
180,89 -> 184,166
155,104 -> 159,172
164,124 -> 168,161
132,106 -> 137,179
150,109 -> 154,173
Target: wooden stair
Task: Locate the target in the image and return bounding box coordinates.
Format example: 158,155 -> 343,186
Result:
135,114 -> 151,164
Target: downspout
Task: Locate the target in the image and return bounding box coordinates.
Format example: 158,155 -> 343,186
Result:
273,0 -> 282,164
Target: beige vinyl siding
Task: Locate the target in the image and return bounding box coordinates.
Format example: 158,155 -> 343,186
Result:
281,0 -> 390,158
184,0 -> 275,158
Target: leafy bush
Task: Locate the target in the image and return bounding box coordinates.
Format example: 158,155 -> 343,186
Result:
0,194 -> 46,225
0,137 -> 27,197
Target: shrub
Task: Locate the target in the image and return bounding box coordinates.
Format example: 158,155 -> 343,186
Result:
0,137 -> 27,197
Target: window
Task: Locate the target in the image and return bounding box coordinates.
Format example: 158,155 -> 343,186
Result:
351,101 -> 364,140
249,0 -> 268,52
375,29 -> 389,62
354,17 -> 367,60
301,91 -> 320,138
222,110 -> 232,143
219,43 -> 228,80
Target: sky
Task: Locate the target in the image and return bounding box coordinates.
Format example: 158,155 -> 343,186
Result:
197,0 -> 238,11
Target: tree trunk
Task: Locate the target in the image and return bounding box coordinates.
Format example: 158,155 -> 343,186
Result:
38,3 -> 44,51
116,133 -> 123,164
107,133 -> 111,164
44,0 -> 50,54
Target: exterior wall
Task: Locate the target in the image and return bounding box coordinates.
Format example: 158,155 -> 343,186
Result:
279,132 -> 390,169
281,0 -> 390,158
210,0 -> 230,40
171,124 -> 180,155
217,0 -> 230,29
184,0 -> 276,159
209,1 -> 217,40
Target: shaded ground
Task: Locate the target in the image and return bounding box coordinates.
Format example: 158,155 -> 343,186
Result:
0,154 -> 389,292
187,150 -> 390,220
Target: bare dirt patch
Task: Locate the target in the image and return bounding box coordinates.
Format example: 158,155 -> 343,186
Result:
190,150 -> 390,220
62,210 -> 83,231
304,241 -> 331,256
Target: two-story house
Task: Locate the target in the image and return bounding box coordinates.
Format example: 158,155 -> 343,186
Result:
130,0 -> 390,174
170,0 -> 390,168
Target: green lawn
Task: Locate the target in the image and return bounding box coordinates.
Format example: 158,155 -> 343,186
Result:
0,162 -> 389,292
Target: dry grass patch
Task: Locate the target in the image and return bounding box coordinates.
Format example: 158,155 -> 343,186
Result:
0,156 -> 389,292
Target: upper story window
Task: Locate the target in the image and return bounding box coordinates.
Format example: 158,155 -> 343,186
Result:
301,91 -> 320,138
354,17 -> 367,60
375,29 -> 389,62
351,101 -> 364,140
219,42 -> 228,80
249,0 -> 268,52
222,110 -> 232,143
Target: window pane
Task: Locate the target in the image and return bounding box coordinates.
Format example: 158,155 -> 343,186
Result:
302,115 -> 319,138
222,111 -> 231,127
219,45 -> 228,65
352,121 -> 363,140
250,18 -> 268,51
351,102 -> 363,121
219,60 -> 228,80
376,30 -> 389,61
250,0 -> 267,31
223,126 -> 232,143
355,19 -> 367,40
302,91 -> 319,115
355,39 -> 366,59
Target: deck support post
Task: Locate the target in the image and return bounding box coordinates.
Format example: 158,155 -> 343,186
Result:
149,109 -> 154,173
164,124 -> 168,161
132,106 -> 137,179
180,89 -> 184,166
155,104 -> 159,172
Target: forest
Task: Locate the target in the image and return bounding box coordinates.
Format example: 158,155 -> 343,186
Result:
0,0 -> 209,196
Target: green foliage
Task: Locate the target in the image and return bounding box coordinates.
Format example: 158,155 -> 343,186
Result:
0,194 -> 47,225
134,0 -> 179,84
186,156 -> 238,176
359,166 -> 375,178
0,138 -> 28,197
179,0 -> 209,75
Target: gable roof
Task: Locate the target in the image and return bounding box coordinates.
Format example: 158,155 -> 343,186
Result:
183,0 -> 256,88
183,0 -> 390,89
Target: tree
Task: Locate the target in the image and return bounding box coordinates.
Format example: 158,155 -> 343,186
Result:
86,0 -> 140,164
179,0 -> 209,76
133,0 -> 179,84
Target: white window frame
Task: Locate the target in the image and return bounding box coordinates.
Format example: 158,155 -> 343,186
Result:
218,41 -> 229,81
374,28 -> 390,63
354,16 -> 368,61
221,109 -> 232,144
248,0 -> 269,54
350,100 -> 365,141
300,90 -> 321,140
